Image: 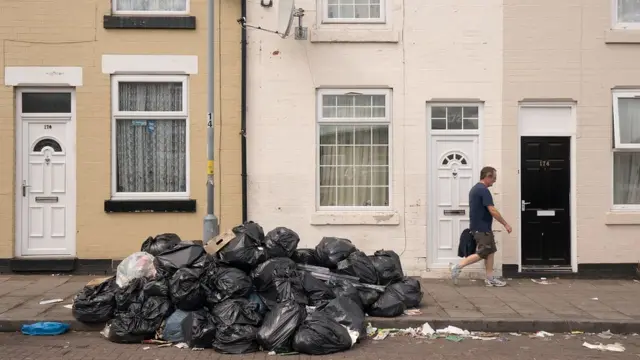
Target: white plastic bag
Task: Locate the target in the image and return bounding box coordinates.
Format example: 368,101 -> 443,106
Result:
116,251 -> 157,288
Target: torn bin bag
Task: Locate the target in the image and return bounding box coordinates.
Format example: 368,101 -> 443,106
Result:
318,297 -> 365,340
205,266 -> 253,305
256,301 -> 306,353
291,248 -> 319,266
336,251 -> 378,285
218,223 -> 268,270
263,227 -> 300,258
292,313 -> 353,355
212,324 -> 260,354
72,276 -> 118,324
155,242 -> 207,278
211,298 -> 262,327
140,233 -> 181,256
182,309 -> 217,348
315,237 -> 357,269
302,272 -> 335,308
169,267 -> 205,311
370,250 -> 404,285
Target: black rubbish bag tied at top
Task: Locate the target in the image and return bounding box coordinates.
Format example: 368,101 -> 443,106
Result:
217,222 -> 268,270
256,301 -> 306,353
290,248 -> 319,266
315,237 -> 357,269
387,276 -> 423,308
169,267 -> 205,311
211,298 -> 263,354
72,276 -> 118,324
273,269 -> 308,307
204,266 -> 253,306
182,309 -> 217,349
369,250 -> 404,285
292,312 -> 354,355
336,251 -> 379,285
140,233 -> 181,256
250,257 -> 298,310
366,277 -> 424,318
318,297 -> 366,340
263,227 -> 300,258
301,272 -> 335,308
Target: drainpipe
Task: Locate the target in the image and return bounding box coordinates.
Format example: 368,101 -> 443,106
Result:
240,0 -> 248,223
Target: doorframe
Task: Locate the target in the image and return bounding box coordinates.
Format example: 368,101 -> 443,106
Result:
14,87 -> 77,258
517,102 -> 577,273
426,101 -> 484,270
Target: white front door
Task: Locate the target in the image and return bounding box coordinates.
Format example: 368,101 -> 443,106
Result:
17,89 -> 75,257
430,135 -> 479,267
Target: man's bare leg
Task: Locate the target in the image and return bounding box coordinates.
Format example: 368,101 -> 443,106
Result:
450,254 -> 483,284
485,253 -> 494,279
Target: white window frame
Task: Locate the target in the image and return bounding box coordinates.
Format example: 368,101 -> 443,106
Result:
112,0 -> 190,16
321,0 -> 387,24
612,0 -> 640,29
428,103 -> 482,136
316,88 -> 393,211
111,74 -> 190,200
611,89 -> 640,210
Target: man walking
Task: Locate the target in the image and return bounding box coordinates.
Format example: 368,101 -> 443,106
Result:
450,166 -> 512,287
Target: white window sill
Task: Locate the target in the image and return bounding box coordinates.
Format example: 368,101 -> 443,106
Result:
605,29 -> 640,44
605,211 -> 640,225
310,29 -> 400,43
310,211 -> 400,225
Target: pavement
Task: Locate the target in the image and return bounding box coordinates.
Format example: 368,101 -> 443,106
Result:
0,275 -> 639,333
2,331 -> 639,359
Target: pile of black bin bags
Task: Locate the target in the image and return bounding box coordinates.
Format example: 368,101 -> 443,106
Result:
71,222 -> 423,355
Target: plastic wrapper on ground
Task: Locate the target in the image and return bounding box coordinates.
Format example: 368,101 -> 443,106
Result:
115,252 -> 157,288
213,324 -> 260,354
256,301 -> 306,353
169,267 -> 205,311
181,309 -> 217,348
217,223 -> 268,270
155,242 -> 207,278
72,276 -> 117,324
369,250 -> 404,285
291,248 -> 319,266
317,297 -> 365,340
314,237 -> 357,269
211,298 -> 262,327
336,251 -> 378,285
292,313 -> 354,355
141,233 -> 181,256
263,227 -> 300,258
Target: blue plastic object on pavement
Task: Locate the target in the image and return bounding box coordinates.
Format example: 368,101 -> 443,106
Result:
21,322 -> 70,336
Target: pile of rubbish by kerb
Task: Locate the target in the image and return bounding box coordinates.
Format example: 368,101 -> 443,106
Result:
71,221 -> 423,355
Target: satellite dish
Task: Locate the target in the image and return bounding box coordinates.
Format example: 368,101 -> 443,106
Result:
277,0 -> 295,39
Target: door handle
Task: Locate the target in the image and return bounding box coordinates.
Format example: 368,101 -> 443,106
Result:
22,181 -> 30,197
521,200 -> 531,211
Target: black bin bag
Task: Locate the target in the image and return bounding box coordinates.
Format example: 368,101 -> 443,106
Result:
264,227 -> 300,258
141,233 -> 181,256
368,283 -> 409,318
72,276 -> 118,324
291,248 -> 319,266
204,266 -> 253,306
273,269 -> 308,307
388,277 -> 423,308
155,242 -> 207,278
256,301 -> 306,353
357,287 -> 380,311
213,324 -> 260,354
292,313 -> 353,355
251,257 -> 297,310
218,222 -> 268,270
328,279 -> 363,310
315,237 -> 357,269
302,272 -> 335,308
369,250 -> 404,285
212,298 -> 262,327
336,251 -> 378,285
182,309 -> 217,348
318,297 -> 365,340
169,267 -> 205,311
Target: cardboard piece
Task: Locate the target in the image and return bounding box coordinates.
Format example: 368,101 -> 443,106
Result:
204,230 -> 236,254
86,277 -> 111,287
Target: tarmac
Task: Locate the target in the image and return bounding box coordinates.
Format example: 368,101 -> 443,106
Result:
0,275 -> 639,333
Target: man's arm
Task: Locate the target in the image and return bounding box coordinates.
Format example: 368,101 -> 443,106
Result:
487,205 -> 508,227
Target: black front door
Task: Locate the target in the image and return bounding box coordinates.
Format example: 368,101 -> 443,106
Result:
521,136 -> 571,266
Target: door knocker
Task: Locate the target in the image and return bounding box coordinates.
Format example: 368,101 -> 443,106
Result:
452,170 -> 458,178
45,156 -> 51,166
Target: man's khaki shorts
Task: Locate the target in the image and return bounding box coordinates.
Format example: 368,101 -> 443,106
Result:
473,231 -> 497,259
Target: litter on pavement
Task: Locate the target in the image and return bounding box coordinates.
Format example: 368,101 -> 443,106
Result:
66,223 -> 423,356
582,341 -> 625,352
39,298 -> 64,305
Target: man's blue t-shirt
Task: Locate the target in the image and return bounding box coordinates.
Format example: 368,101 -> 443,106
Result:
469,182 -> 494,232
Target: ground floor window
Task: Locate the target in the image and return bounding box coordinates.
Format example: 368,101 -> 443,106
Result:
111,75 -> 189,200
612,90 -> 640,208
317,89 -> 391,209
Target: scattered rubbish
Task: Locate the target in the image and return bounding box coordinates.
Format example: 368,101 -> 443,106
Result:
403,309 -> 422,316
633,279 -> 639,284
446,335 -> 463,342
571,331 -> 584,335
598,330 -> 614,339
591,297 -> 599,301
471,335 -> 497,341
39,298 -> 64,305
582,341 -> 625,352
143,347 -> 151,350
63,304 -> 73,309
436,326 -> 470,336
174,343 -> 189,349
509,332 -> 521,337
192,347 -> 204,351
531,279 -> 555,285
533,331 -> 554,338
22,322 -> 70,336
421,323 -> 435,336
372,330 -> 391,341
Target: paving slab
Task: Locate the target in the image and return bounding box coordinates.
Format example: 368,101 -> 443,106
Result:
0,275 -> 639,333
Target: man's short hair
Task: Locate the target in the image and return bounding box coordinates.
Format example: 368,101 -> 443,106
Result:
480,166 -> 496,180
